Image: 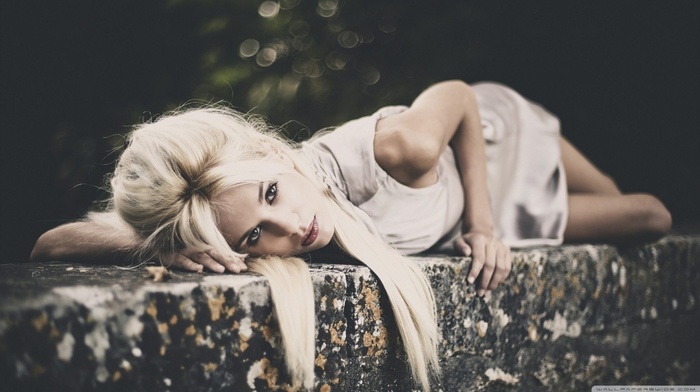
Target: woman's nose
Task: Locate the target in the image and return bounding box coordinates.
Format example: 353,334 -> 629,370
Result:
269,213 -> 301,236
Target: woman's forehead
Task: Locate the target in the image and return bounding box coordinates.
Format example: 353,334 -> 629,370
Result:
214,159 -> 289,187
215,182 -> 260,207
212,183 -> 259,243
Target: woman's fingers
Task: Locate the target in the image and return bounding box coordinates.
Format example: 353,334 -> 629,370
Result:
486,245 -> 511,294
458,233 -> 512,296
477,241 -> 497,296
206,249 -> 247,273
454,236 -> 472,257
166,253 -> 204,273
466,235 -> 486,285
171,248 -> 248,274
187,251 -> 226,273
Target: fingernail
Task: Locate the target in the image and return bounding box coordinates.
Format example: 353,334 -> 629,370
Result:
216,265 -> 225,273
468,276 -> 475,284
477,289 -> 485,297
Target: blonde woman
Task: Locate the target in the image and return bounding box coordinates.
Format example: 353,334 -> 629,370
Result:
31,80 -> 672,391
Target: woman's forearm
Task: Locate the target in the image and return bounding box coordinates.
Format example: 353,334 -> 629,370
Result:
449,87 -> 494,234
30,218 -> 142,265
407,80 -> 495,233
411,81 -> 509,294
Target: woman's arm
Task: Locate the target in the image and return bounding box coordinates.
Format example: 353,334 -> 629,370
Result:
30,212 -> 247,273
411,81 -> 493,233
375,80 -> 511,295
30,212 -> 141,265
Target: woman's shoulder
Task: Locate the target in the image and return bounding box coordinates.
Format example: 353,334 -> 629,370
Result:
308,105 -> 409,145
298,105 -> 406,207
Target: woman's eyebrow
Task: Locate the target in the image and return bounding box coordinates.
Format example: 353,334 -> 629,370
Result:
235,182 -> 265,250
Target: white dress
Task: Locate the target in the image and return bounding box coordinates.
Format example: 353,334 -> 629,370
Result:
299,82 -> 568,254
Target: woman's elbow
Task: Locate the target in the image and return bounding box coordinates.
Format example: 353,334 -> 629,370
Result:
438,80 -> 475,98
639,194 -> 673,242
30,229 -> 63,262
30,233 -> 49,262
649,200 -> 673,238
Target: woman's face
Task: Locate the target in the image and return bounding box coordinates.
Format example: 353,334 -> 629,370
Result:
213,162 -> 334,257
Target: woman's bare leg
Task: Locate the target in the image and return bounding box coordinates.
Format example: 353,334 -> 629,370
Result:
561,137 -> 672,244
560,137 -> 621,195
565,194 -> 671,244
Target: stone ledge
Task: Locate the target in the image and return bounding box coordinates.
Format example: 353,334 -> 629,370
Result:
1,235 -> 698,391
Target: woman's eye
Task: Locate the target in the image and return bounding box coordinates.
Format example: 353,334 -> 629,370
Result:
265,182 -> 278,204
248,227 -> 261,244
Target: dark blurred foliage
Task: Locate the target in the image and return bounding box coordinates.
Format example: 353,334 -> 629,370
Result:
1,0 -> 699,262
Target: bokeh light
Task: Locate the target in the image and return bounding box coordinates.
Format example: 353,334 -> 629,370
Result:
289,20 -> 310,38
316,0 -> 338,18
258,1 -> 280,18
256,48 -> 277,67
361,67 -> 380,85
338,31 -> 361,49
239,39 -> 260,58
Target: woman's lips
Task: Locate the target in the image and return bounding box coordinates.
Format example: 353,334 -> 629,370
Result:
302,216 -> 319,247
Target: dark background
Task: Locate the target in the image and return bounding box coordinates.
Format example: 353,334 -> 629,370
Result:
2,0 -> 698,263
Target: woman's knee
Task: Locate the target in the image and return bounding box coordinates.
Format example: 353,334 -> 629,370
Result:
565,193 -> 672,244
601,174 -> 622,195
632,194 -> 672,239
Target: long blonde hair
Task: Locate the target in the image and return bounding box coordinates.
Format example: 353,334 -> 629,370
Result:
108,106 -> 439,391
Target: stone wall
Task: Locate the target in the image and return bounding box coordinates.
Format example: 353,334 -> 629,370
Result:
1,235 -> 698,391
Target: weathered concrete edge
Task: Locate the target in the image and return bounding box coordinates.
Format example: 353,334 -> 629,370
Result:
1,234 -> 699,391
0,267 -> 350,391
314,235 -> 700,390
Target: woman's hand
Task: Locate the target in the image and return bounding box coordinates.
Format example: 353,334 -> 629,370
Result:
162,248 -> 247,274
455,232 -> 511,296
